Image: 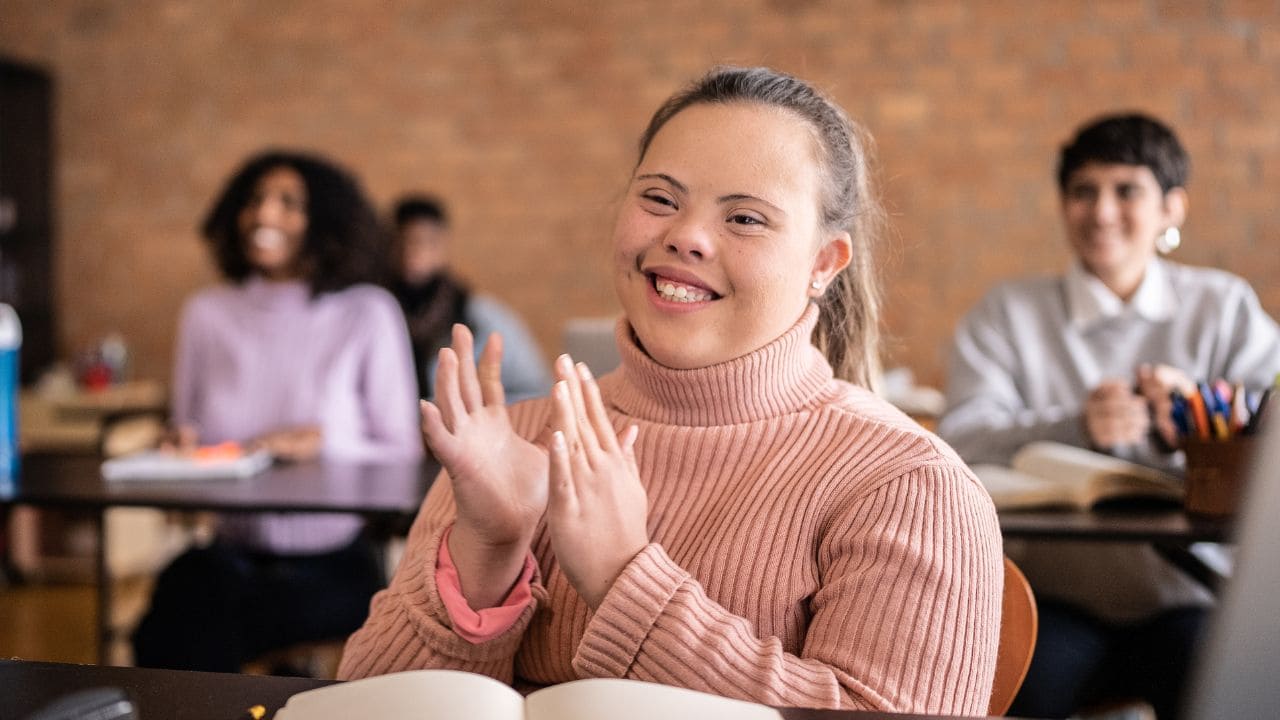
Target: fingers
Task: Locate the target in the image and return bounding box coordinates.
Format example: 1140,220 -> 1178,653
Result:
577,363 -> 619,454
556,355 -> 600,457
478,332 -> 506,407
548,430 -> 578,512
419,399 -> 454,457
619,425 -> 639,465
434,348 -> 466,433
452,324 -> 483,413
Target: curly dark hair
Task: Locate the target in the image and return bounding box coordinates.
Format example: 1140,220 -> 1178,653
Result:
200,150 -> 390,294
1057,113 -> 1189,194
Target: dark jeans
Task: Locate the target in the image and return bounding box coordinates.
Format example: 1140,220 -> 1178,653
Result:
132,536 -> 384,673
1009,600 -> 1208,720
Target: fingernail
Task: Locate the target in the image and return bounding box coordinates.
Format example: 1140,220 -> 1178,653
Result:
555,380 -> 568,397
576,362 -> 593,381
552,430 -> 566,451
557,354 -> 573,371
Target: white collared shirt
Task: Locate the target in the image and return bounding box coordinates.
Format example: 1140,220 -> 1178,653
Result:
1065,258 -> 1178,331
940,258 -> 1280,621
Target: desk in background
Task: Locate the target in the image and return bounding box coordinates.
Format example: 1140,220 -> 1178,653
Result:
999,506 -> 1232,593
0,455 -> 438,663
0,659 -> 980,720
998,507 -> 1228,544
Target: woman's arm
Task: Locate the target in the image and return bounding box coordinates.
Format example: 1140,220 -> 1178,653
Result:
571,466 -> 1003,715
939,295 -> 1089,465
337,476 -> 543,682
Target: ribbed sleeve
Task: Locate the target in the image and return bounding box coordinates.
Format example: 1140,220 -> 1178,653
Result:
338,475 -> 546,682
339,306 -> 1002,713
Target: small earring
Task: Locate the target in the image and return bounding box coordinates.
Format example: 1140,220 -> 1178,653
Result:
1156,226 -> 1181,254
810,280 -> 822,290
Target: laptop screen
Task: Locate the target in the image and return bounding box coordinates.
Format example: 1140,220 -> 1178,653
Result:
1183,415 -> 1280,719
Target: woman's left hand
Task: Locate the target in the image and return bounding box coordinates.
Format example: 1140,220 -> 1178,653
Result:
545,355 -> 648,609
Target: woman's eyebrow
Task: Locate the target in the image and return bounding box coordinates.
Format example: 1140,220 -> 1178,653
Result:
718,192 -> 783,214
635,173 -> 687,194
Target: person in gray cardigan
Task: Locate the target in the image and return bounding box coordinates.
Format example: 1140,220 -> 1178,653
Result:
940,113 -> 1280,720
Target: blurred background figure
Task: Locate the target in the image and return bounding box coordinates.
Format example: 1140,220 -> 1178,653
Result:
391,195 -> 551,401
940,114 -> 1280,720
132,150 -> 423,673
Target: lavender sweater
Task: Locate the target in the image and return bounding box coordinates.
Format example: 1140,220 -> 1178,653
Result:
172,277 -> 423,554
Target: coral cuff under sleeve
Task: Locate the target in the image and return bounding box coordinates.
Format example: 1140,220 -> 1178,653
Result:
436,525 -> 535,643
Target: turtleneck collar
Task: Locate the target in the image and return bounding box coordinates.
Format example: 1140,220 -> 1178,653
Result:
600,303 -> 834,426
241,274 -> 313,311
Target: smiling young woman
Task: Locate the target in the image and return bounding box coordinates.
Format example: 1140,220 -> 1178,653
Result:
132,150 -> 423,674
940,114 -> 1280,719
339,67 -> 1002,716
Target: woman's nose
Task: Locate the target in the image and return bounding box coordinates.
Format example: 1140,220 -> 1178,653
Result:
1092,191 -> 1120,223
663,218 -> 715,261
253,197 -> 282,225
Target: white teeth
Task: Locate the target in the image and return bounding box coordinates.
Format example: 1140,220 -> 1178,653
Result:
252,227 -> 286,250
656,279 -> 712,303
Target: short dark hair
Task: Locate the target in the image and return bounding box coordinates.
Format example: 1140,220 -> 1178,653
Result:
200,150 -> 389,294
1057,113 -> 1189,193
393,195 -> 449,229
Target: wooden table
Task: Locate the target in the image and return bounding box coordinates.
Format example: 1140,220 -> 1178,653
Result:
0,455 -> 438,663
998,505 -> 1233,592
998,506 -> 1230,544
0,659 -> 976,720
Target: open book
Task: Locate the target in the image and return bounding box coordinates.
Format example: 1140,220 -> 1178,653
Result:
101,443 -> 272,481
971,441 -> 1183,511
275,670 -> 782,720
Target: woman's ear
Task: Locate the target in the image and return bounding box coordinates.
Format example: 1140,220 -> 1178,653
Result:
1163,187 -> 1188,226
810,231 -> 853,290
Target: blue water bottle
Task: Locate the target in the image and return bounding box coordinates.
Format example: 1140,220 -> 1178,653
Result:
0,303 -> 21,479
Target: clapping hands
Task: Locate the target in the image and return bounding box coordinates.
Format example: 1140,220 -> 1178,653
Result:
422,325 -> 648,611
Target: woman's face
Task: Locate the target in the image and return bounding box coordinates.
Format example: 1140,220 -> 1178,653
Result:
238,165 -> 309,279
612,102 -> 851,370
1061,162 -> 1185,294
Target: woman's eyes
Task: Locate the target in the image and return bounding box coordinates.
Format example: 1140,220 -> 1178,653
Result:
640,192 -> 677,209
248,192 -> 306,212
638,192 -> 767,228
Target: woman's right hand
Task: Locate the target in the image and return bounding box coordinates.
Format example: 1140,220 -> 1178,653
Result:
421,324 -> 548,608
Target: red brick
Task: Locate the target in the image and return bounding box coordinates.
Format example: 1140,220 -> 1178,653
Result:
1,0 -> 1277,387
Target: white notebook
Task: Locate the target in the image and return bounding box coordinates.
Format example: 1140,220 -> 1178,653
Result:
275,670 -> 782,720
101,447 -> 273,481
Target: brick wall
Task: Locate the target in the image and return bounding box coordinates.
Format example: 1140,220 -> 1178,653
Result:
2,0 -> 1277,389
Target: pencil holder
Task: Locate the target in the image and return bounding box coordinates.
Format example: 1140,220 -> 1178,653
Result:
1183,435 -> 1257,518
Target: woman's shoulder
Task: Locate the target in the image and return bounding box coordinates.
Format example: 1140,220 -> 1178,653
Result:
325,282 -> 403,310
1162,259 -> 1258,298
821,383 -> 957,457
179,283 -> 243,320
783,382 -> 993,526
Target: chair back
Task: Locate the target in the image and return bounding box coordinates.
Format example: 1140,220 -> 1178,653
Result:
990,555 -> 1038,716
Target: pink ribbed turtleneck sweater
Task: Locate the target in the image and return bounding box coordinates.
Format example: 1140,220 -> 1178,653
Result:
339,307 -> 1002,715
